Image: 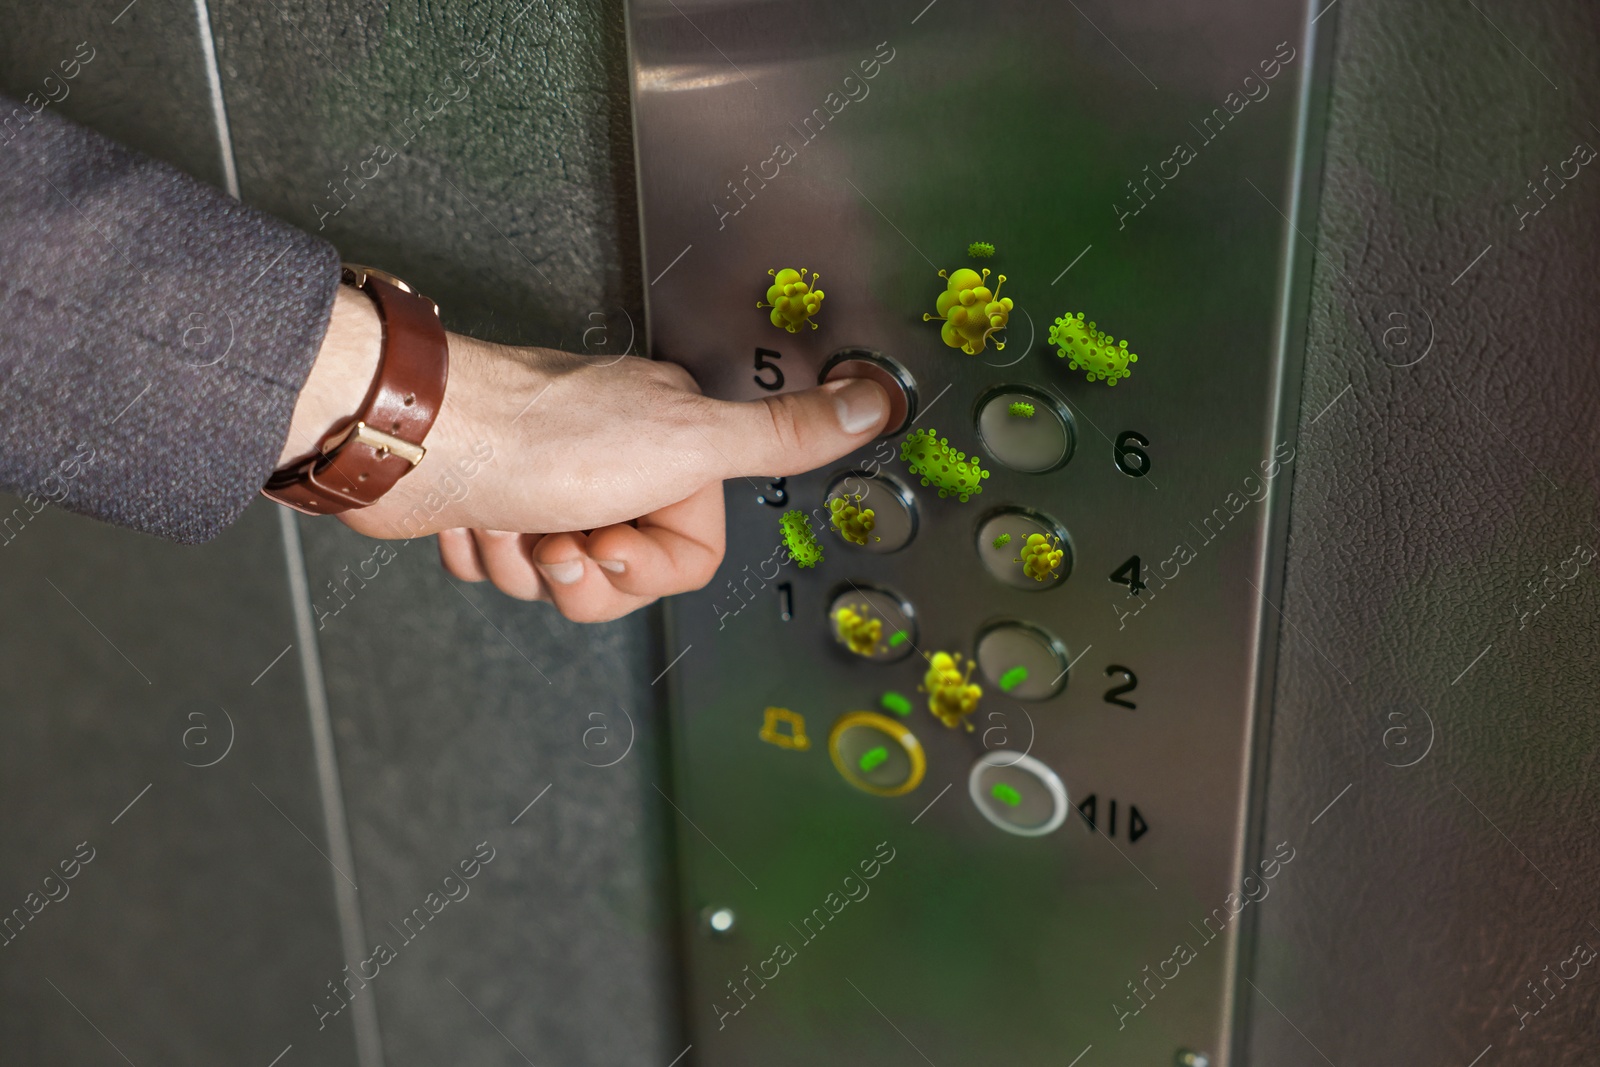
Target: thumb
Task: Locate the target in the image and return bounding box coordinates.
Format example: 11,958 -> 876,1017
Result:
701,377 -> 891,479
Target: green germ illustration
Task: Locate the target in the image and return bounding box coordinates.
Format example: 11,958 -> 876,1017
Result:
888,631 -> 909,647
924,268 -> 1013,355
828,494 -> 881,546
779,509 -> 823,568
991,533 -> 1012,549
967,241 -> 996,259
1008,401 -> 1035,418
1049,311 -> 1138,386
880,691 -> 912,717
991,782 -> 1023,807
998,665 -> 1029,692
859,746 -> 889,772
757,267 -> 824,333
1014,532 -> 1065,582
900,427 -> 990,502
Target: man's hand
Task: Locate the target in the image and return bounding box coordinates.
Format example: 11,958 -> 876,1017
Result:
279,287 -> 890,622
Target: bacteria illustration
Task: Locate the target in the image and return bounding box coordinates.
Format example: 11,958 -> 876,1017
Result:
779,509 -> 823,568
900,428 -> 989,502
924,267 -> 1013,355
758,267 -> 824,333
832,602 -> 883,657
1050,311 -> 1138,385
919,651 -> 982,731
967,241 -> 996,258
1008,401 -> 1035,418
828,494 -> 880,546
1014,532 -> 1065,582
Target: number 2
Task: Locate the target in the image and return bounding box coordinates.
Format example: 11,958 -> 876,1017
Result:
753,347 -> 785,391
1103,665 -> 1138,709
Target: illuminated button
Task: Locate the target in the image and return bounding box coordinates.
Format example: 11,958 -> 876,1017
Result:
975,508 -> 1072,590
974,386 -> 1074,473
824,471 -> 916,553
968,751 -> 1068,836
974,620 -> 1070,700
827,585 -> 917,662
829,711 -> 926,796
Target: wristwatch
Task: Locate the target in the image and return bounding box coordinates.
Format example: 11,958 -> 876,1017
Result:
263,264 -> 450,515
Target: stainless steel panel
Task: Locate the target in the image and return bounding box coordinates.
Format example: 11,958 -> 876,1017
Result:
629,2 -> 1326,1063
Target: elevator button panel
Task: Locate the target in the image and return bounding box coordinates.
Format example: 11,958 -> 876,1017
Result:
632,1 -> 1324,1062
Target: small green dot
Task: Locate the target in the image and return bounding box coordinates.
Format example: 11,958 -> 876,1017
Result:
880,691 -> 912,717
888,631 -> 908,647
991,782 -> 1022,807
859,746 -> 889,772
998,666 -> 1029,692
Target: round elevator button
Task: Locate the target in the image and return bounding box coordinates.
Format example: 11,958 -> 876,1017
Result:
974,620 -> 1070,700
968,751 -> 1068,836
827,585 -> 917,662
975,508 -> 1072,590
974,386 -> 1074,473
830,712 -> 926,796
819,348 -> 917,437
824,471 -> 917,553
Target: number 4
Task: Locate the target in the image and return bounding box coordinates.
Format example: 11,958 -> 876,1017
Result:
1110,555 -> 1146,595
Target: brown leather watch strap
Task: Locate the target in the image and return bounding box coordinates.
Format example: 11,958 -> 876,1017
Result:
263,265 -> 449,515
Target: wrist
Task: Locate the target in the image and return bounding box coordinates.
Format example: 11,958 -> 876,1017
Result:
278,284 -> 384,467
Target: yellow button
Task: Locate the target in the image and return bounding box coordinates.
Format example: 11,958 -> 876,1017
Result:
828,712 -> 926,796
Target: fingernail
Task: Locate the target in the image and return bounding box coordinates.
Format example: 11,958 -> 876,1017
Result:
831,378 -> 888,435
596,559 -> 626,574
539,559 -> 585,585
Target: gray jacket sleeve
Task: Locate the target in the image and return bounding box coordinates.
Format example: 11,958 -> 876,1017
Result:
0,91 -> 340,543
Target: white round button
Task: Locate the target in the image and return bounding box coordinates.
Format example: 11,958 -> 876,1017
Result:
827,585 -> 917,662
824,471 -> 917,553
974,386 -> 1074,473
968,751 -> 1069,836
975,508 -> 1072,590
974,620 -> 1070,700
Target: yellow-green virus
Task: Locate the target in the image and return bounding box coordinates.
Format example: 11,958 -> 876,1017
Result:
828,494 -> 880,546
1014,532 -> 1065,582
967,241 -> 996,259
1050,311 -> 1138,386
779,509 -> 822,568
924,267 -> 1013,355
991,533 -> 1012,549
919,651 -> 982,731
832,602 -> 882,657
900,427 -> 989,502
758,267 -> 824,333
1008,401 -> 1035,418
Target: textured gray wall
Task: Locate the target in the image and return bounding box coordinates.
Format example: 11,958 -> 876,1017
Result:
208,1 -> 682,1065
1248,0 -> 1600,1064
0,5 -> 358,1065
2,1 -> 678,1065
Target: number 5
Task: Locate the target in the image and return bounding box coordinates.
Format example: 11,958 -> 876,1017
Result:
753,347 -> 785,391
